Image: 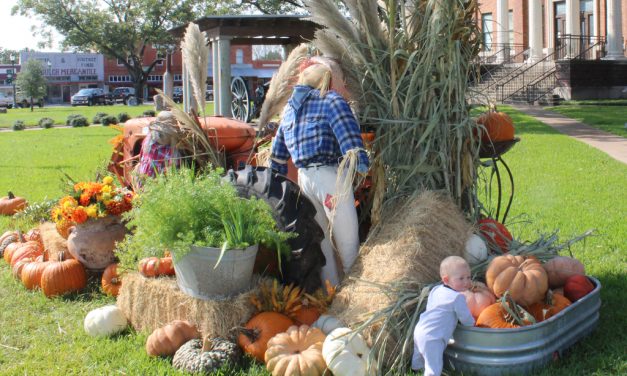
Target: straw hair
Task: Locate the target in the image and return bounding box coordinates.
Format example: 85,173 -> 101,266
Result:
181,22 -> 209,114
298,64 -> 332,96
117,273 -> 265,339
330,191 -> 472,328
38,222 -> 68,260
440,255 -> 469,278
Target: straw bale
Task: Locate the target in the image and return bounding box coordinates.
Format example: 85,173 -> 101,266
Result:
38,222 -> 68,260
117,272 -> 260,339
330,191 -> 472,326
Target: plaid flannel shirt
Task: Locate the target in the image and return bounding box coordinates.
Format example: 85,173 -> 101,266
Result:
270,85 -> 369,175
138,134 -> 179,177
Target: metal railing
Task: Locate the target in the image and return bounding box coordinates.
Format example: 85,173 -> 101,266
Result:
477,43 -> 526,65
525,69 -> 557,104
555,34 -> 606,60
495,51 -> 556,102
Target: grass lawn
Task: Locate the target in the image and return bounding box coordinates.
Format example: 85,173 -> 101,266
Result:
0,103 -> 215,129
544,99 -> 627,138
0,107 -> 626,375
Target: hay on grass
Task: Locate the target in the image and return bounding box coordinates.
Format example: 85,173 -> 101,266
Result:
117,272 -> 260,339
38,222 -> 68,260
330,191 -> 472,329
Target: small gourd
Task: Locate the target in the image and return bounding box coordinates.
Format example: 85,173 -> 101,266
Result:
463,234 -> 488,265
84,305 -> 128,337
265,325 -> 326,376
563,275 -> 594,301
322,327 -> 375,376
138,256 -> 175,277
0,192 -> 28,215
145,320 -> 201,357
173,337 -> 241,374
101,263 -> 122,297
312,314 -> 343,335
237,311 -> 294,363
461,281 -> 496,319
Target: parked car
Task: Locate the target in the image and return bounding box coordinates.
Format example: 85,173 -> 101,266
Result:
71,88 -> 113,106
173,86 -> 183,103
16,91 -> 44,108
0,92 -> 12,108
111,87 -> 136,104
206,85 -> 213,101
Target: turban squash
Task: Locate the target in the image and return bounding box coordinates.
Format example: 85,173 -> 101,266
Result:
486,255 -> 548,307
173,337 -> 241,374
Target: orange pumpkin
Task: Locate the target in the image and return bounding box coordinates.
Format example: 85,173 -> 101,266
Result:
0,192 -> 28,215
265,325 -> 327,375
145,320 -> 201,357
476,111 -> 515,142
563,275 -> 594,301
543,256 -> 585,288
40,252 -> 88,298
138,256 -> 175,277
292,306 -> 322,326
24,228 -> 43,246
101,263 -> 122,297
238,311 -> 295,362
0,231 -> 20,257
486,255 -> 548,306
10,241 -> 43,267
477,218 -> 512,253
21,258 -> 52,290
526,291 -> 571,322
462,281 -> 496,319
3,241 -> 23,263
12,257 -> 34,279
476,292 -> 536,329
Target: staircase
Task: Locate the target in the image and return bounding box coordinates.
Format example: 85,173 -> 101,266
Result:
469,36 -> 606,106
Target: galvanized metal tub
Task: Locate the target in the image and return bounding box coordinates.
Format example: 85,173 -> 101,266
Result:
444,276 -> 601,375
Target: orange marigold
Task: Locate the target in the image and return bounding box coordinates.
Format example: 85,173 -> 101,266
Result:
72,206 -> 89,224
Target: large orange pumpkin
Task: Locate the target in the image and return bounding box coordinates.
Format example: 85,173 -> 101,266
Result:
238,311 -> 295,362
292,306 -> 322,326
486,255 -> 548,306
101,263 -> 122,297
10,241 -> 43,267
543,256 -> 585,288
477,218 -> 512,253
40,252 -> 88,298
526,291 -> 571,322
0,192 -> 28,215
476,292 -> 536,329
476,111 -> 515,142
3,241 -> 24,264
12,257 -> 35,279
462,281 -> 496,319
21,257 -> 52,290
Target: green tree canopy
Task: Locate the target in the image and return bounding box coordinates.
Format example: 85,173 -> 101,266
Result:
13,0 -> 237,100
15,59 -> 47,111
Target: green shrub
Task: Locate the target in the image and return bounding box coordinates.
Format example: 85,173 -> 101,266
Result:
66,114 -> 89,127
92,112 -> 109,124
38,117 -> 55,129
12,120 -> 25,131
101,115 -> 118,126
142,109 -> 156,117
117,112 -> 131,123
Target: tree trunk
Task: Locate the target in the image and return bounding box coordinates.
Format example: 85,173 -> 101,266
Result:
30,97 -> 34,112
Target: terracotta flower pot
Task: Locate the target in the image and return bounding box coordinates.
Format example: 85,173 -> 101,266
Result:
67,216 -> 126,271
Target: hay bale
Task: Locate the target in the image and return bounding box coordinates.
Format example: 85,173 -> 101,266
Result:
330,191 -> 472,327
117,272 -> 259,338
38,222 -> 68,260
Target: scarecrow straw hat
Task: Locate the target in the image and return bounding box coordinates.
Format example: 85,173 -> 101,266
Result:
298,63 -> 332,96
149,111 -> 180,146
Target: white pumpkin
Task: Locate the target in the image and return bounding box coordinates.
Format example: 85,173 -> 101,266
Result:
312,314 -> 343,335
463,234 -> 488,265
84,305 -> 128,337
322,327 -> 375,376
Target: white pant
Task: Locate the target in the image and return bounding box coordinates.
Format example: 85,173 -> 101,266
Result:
298,165 -> 360,286
412,336 -> 446,376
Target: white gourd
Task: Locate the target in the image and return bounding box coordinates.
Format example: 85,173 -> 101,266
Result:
84,305 -> 128,337
322,327 -> 375,376
463,234 -> 488,265
311,314 -> 343,335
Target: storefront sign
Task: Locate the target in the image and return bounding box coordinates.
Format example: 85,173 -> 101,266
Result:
20,52 -> 104,82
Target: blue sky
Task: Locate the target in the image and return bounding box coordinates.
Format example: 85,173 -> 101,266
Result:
1,0 -> 63,52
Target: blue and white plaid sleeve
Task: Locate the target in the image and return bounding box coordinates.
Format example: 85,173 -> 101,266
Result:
328,95 -> 369,170
270,124 -> 290,175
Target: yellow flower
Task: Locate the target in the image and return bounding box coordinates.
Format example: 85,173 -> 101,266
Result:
103,176 -> 114,185
101,192 -> 112,201
86,205 -> 98,218
63,200 -> 76,210
101,185 -> 112,194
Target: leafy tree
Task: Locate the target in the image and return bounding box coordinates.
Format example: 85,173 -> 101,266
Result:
237,0 -> 304,14
0,48 -> 22,65
13,0 -> 237,101
15,59 -> 47,112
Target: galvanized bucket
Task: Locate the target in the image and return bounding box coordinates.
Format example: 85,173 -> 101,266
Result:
174,244 -> 258,300
444,276 -> 601,375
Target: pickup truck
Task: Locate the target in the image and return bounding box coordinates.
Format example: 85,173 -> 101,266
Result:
71,88 -> 113,106
0,92 -> 12,107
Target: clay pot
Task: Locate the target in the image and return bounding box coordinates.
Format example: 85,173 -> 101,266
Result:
67,216 -> 126,271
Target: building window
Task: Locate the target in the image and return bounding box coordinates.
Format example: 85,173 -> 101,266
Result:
148,75 -> 163,82
482,13 -> 493,51
116,57 -> 133,66
156,51 -> 165,66
508,10 -> 514,46
236,49 -> 244,64
108,75 -> 131,82
174,74 -> 182,82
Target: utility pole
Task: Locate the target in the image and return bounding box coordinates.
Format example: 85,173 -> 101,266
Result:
9,54 -> 16,108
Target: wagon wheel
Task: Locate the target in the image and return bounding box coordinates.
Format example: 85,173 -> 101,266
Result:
231,76 -> 250,122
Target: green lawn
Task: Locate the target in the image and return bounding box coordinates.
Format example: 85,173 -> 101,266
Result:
0,103 -> 215,128
0,107 -> 626,375
544,99 -> 627,138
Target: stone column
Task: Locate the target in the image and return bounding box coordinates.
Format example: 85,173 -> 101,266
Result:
214,36 -> 232,117
604,0 -> 626,59
162,51 -> 174,99
546,0 -> 556,56
497,0 -> 509,63
528,0 -> 544,62
211,39 -> 221,115
565,0 -> 581,57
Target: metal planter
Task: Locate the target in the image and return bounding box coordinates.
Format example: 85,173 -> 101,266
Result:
444,276 -> 601,375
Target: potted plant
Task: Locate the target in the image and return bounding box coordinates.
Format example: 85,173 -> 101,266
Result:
117,166 -> 292,299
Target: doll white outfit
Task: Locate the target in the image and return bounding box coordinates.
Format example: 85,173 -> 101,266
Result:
412,284 -> 475,376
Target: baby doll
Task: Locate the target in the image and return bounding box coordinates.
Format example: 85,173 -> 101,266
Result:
412,256 -> 475,376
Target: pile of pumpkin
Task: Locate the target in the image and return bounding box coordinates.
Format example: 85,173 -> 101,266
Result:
81,278 -> 372,375
0,229 -> 89,297
464,254 -> 596,328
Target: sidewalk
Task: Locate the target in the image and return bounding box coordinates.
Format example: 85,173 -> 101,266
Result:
511,104 -> 627,164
